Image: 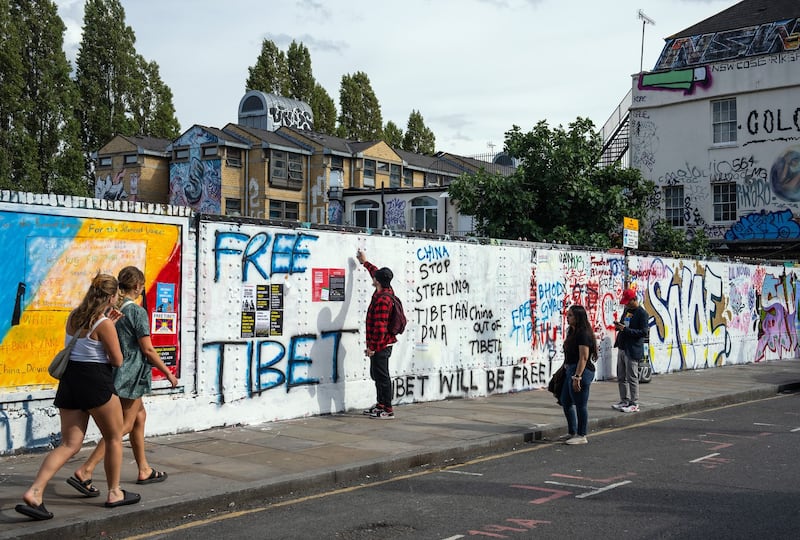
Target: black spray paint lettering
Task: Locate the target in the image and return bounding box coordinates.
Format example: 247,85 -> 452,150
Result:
392,375 -> 430,399
746,108 -> 800,135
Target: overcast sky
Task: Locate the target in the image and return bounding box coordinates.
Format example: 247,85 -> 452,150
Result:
55,0 -> 740,156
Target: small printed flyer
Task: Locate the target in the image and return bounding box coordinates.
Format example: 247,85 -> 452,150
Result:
241,283 -> 284,338
151,312 -> 177,334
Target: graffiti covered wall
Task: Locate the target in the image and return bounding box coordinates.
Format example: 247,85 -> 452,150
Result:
2,198 -> 799,454
169,127 -> 222,214
632,47 -> 800,242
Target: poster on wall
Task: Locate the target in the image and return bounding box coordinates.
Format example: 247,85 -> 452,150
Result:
312,268 -> 345,301
241,283 -> 284,338
156,283 -> 175,312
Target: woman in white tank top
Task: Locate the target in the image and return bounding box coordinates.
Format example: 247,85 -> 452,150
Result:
15,274 -> 141,520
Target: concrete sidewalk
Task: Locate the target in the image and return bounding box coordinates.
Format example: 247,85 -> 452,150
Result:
3,359 -> 800,540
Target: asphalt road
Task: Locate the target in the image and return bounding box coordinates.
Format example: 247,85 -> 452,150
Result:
119,392 -> 800,540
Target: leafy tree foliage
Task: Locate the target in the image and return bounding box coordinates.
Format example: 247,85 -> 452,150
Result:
75,0 -> 139,157
0,0 -> 85,194
383,120 -> 403,148
246,39 -> 289,96
402,110 -> 435,154
75,0 -> 179,182
448,118 -> 654,247
310,82 -> 336,134
642,220 -> 711,256
128,55 -> 180,140
286,41 -> 313,103
337,71 -> 382,140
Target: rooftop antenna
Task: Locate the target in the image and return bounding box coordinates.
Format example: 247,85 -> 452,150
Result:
638,9 -> 655,74
487,141 -> 496,153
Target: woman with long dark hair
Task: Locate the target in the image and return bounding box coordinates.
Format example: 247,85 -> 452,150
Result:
561,305 -> 597,445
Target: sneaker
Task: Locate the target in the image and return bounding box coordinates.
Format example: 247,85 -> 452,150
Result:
363,404 -> 381,415
565,435 -> 588,445
621,403 -> 640,413
557,434 -> 575,441
611,400 -> 628,411
370,408 -> 394,419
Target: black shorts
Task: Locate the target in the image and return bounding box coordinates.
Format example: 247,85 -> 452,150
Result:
53,361 -> 117,411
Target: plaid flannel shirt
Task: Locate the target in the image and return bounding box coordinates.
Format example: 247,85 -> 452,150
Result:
363,260 -> 398,353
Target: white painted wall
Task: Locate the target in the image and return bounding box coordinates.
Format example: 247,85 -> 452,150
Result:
1,195 -> 797,454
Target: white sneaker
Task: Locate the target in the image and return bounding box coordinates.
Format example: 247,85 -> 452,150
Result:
565,435 -> 588,445
611,401 -> 628,410
621,403 -> 639,413
557,434 -> 574,441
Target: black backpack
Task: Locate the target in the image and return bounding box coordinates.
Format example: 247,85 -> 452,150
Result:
381,292 -> 407,336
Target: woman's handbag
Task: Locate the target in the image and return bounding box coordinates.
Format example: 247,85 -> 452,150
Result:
547,365 -> 566,405
48,333 -> 79,379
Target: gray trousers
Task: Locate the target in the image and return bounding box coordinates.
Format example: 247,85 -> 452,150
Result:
617,349 -> 639,404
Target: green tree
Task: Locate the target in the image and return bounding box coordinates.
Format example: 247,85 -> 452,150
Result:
337,71 -> 382,140
383,120 -> 403,148
310,82 -> 336,134
642,219 -> 711,256
448,118 -> 655,247
75,0 -> 139,159
246,39 -> 289,96
0,0 -> 85,195
286,41 -> 313,103
402,110 -> 435,154
129,55 -> 180,139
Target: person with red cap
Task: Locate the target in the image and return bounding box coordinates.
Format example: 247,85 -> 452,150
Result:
612,288 -> 650,413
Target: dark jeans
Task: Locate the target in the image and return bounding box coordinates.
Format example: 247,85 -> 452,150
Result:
560,364 -> 595,436
370,346 -> 393,409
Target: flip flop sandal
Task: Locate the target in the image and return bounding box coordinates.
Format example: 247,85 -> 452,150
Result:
67,476 -> 101,497
15,502 -> 54,521
136,468 -> 168,484
104,489 -> 141,508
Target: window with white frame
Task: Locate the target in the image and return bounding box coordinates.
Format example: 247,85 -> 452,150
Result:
352,200 -> 379,228
202,146 -> 218,158
411,196 -> 438,232
713,183 -> 737,221
98,156 -> 112,168
269,199 -> 299,220
664,186 -> 684,227
124,154 -> 138,165
174,148 -> 189,160
363,159 -> 375,187
330,155 -> 344,170
712,98 -> 737,144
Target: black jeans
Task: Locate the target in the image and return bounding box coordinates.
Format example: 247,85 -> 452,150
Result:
370,347 -> 393,408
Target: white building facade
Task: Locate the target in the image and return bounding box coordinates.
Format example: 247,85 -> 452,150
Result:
630,5 -> 800,254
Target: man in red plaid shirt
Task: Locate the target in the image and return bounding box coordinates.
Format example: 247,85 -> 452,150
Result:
356,249 -> 397,419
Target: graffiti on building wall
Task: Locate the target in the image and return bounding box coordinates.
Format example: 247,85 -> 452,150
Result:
269,105 -> 313,131
770,145 -> 800,201
631,113 -> 659,172
169,128 -> 221,213
638,66 -> 711,94
0,210 -> 182,390
95,169 -> 129,201
654,20 -> 800,70
725,209 -> 800,240
385,198 -> 407,230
